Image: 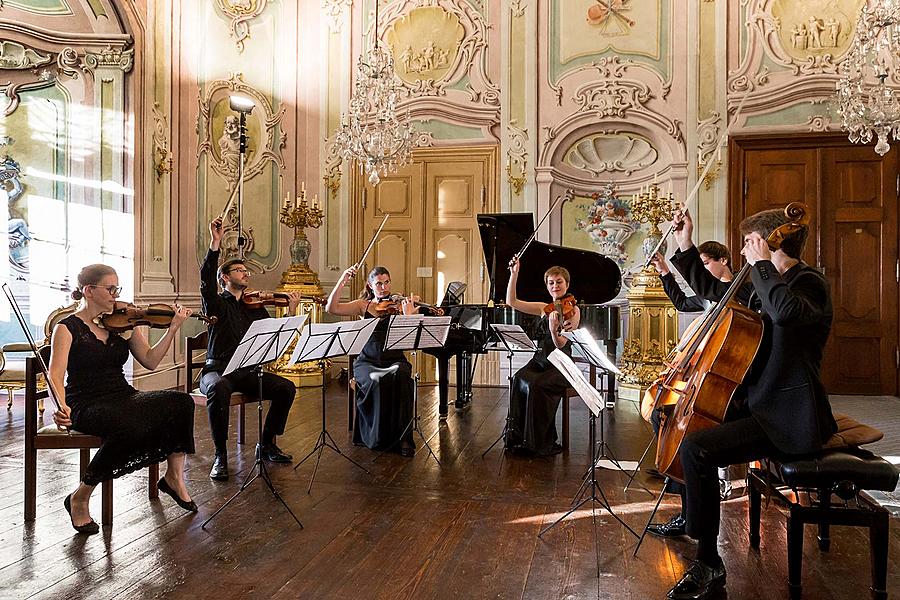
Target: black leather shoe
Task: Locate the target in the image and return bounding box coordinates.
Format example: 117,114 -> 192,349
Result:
648,513 -> 687,538
209,453 -> 229,481
64,494 -> 99,535
667,560 -> 726,600
399,443 -> 415,457
259,443 -> 292,463
158,477 -> 198,513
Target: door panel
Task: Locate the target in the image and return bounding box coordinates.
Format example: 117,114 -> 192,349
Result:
736,139 -> 898,395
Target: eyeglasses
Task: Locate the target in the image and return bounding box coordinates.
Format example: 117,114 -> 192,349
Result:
228,268 -> 250,275
89,284 -> 122,296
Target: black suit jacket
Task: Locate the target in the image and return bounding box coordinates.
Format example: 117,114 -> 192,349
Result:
670,246 -> 837,455
659,272 -> 708,313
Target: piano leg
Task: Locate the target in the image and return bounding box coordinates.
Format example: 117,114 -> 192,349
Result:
437,356 -> 450,419
604,338 -> 617,409
455,351 -> 473,410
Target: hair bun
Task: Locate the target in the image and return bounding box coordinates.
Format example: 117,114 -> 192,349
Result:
71,289 -> 83,301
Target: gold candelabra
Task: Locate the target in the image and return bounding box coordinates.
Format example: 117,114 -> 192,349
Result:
278,183 -> 325,292
629,182 -> 675,241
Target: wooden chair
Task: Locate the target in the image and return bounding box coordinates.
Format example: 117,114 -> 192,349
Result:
184,330 -> 255,445
24,348 -> 159,525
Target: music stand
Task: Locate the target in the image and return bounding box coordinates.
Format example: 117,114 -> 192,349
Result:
202,314 -> 307,530
480,323 -> 537,459
377,314 -> 451,466
538,348 -> 638,577
289,318 -> 378,493
564,329 -> 652,498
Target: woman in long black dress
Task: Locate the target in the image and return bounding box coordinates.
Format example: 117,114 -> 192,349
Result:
504,258 -> 580,456
325,265 -> 416,456
50,264 -> 197,535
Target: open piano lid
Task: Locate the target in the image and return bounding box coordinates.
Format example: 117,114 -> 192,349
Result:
477,213 -> 622,305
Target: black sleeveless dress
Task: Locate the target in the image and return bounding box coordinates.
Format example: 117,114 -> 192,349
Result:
504,315 -> 570,455
61,315 -> 195,486
352,313 -> 415,451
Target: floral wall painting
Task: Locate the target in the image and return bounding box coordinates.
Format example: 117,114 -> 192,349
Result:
574,184 -> 639,269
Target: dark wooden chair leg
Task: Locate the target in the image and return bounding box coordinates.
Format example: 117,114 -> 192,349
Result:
79,448 -> 90,477
101,480 -> 113,525
787,509 -> 805,600
24,446 -> 36,521
817,489 -> 831,551
869,511 -> 889,600
237,403 -> 245,445
749,472 -> 761,548
562,396 -> 569,451
149,463 -> 159,499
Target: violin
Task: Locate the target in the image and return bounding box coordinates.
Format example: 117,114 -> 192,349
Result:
241,290 -> 325,309
99,301 -> 217,333
369,295 -> 445,317
543,293 -> 577,331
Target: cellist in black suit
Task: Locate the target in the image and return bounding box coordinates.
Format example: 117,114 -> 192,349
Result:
663,207 -> 837,600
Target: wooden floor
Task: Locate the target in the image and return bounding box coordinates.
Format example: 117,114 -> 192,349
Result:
1,383 -> 898,600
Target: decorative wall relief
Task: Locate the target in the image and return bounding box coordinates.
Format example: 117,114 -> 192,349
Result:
564,133 -> 658,177
0,137 -> 29,274
506,121 -> 528,195
0,41 -> 52,69
380,0 -> 500,134
215,0 -> 269,53
586,0 -> 634,36
197,73 -> 285,267
575,184 -> 638,268
696,112 -> 722,189
323,0 -> 353,33
152,102 -> 174,182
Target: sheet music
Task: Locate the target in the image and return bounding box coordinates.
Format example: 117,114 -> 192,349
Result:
288,317 -> 378,364
547,348 -> 604,416
223,314 -> 307,375
488,324 -> 537,351
384,314 -> 451,350
563,328 -> 622,376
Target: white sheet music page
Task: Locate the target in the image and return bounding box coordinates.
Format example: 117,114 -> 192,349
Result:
384,315 -> 451,350
288,317 -> 378,364
547,348 -> 604,416
563,328 -> 622,376
223,314 -> 308,375
488,324 -> 536,351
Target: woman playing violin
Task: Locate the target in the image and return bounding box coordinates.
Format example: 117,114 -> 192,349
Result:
325,265 -> 416,456
49,264 -> 198,535
504,259 -> 580,456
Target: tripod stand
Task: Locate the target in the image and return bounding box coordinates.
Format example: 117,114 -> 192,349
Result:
374,314 -> 451,466
202,315 -> 307,530
294,359 -> 370,493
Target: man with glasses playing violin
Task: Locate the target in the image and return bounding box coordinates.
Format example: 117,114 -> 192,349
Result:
200,217 -> 303,480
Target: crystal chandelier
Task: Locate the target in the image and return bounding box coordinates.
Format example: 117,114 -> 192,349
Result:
334,1 -> 414,185
835,1 -> 900,156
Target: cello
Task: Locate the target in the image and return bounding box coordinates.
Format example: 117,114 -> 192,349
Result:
653,202 -> 810,482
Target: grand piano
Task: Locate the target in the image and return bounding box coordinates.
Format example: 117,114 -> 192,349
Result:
425,213 -> 623,418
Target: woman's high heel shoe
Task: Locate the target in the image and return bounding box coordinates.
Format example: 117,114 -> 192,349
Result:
157,477 -> 198,513
63,494 -> 99,535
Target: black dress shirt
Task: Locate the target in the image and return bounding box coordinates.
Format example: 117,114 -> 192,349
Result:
200,249 -> 270,372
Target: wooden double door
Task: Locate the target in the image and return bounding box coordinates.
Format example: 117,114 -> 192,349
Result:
731,135 -> 899,395
350,146 -> 499,382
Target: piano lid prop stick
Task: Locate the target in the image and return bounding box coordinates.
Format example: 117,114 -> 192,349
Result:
354,213 -> 390,274
510,190 -> 573,267
644,90 -> 751,267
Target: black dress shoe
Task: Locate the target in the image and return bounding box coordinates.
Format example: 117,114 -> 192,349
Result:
259,442 -> 292,463
399,443 -> 415,457
64,494 -> 99,535
648,513 -> 687,538
157,477 -> 198,513
209,453 -> 229,481
667,559 -> 726,600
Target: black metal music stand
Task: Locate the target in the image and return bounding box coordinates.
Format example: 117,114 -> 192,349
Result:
290,319 -> 378,493
375,314 -> 451,466
480,323 -> 537,460
202,314 -> 307,530
537,347 -> 638,578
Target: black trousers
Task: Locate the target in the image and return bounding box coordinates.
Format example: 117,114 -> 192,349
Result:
200,368 -> 296,454
680,415 -> 779,541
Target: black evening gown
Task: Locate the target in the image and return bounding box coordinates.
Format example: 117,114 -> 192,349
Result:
352,314 -> 415,450
504,316 -> 570,455
60,315 -> 195,486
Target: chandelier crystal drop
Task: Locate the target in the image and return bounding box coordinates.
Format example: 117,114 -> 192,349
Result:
334,3 -> 414,185
836,1 -> 900,156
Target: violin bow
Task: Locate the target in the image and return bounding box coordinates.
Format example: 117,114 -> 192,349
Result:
217,184 -> 240,222
1,284 -> 68,431
510,190 -> 572,266
644,90 -> 752,267
354,213 -> 390,274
